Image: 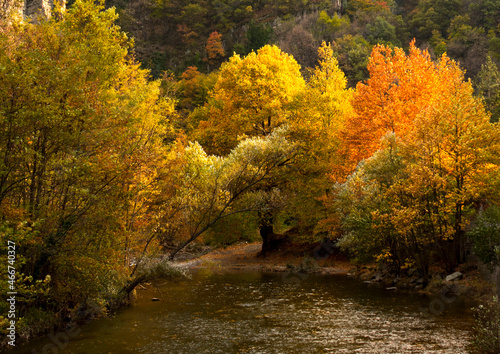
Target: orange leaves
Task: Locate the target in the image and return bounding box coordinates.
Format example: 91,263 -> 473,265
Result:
340,41 -> 465,177
335,40 -> 500,272
204,31 -> 225,64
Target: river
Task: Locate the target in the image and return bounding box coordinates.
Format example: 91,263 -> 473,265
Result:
12,269 -> 474,353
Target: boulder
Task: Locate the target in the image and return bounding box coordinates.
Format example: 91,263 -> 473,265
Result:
445,272 -> 463,282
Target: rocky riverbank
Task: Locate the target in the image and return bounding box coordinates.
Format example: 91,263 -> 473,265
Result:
174,242 -> 497,302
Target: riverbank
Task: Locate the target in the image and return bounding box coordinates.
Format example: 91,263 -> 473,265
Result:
174,241 -> 496,302
175,242 -> 352,275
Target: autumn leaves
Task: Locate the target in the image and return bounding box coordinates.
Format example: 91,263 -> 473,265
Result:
192,37 -> 500,279
1,1 -> 498,333
335,42 -> 500,279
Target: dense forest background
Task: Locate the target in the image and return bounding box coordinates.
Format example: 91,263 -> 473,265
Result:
1,0 -> 500,351
91,0 -> 500,121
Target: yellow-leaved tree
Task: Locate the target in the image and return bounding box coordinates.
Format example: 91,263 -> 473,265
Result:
193,45 -> 305,155
340,41 -> 442,178
0,0 -> 172,338
287,42 -> 353,239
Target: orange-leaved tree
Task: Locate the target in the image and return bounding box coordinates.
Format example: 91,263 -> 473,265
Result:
334,44 -> 500,278
204,31 -> 225,69
340,40 -> 442,179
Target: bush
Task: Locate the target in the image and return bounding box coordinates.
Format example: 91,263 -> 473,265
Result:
467,205 -> 500,266
470,297 -> 500,353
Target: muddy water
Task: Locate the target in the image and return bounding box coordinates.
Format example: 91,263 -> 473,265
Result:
12,269 -> 474,353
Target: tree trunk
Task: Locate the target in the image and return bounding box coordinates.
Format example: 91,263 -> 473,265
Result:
259,224 -> 274,257
259,211 -> 275,257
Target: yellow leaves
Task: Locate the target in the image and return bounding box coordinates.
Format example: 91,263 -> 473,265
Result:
375,249 -> 393,263
195,45 -> 305,155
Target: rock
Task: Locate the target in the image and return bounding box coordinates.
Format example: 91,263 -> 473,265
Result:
445,272 -> 463,282
151,298 -> 160,301
408,268 -> 417,276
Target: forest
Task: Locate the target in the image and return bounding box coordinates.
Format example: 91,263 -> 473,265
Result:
1,0 -> 500,351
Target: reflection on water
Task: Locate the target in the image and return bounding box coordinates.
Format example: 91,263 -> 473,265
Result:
13,270 -> 473,353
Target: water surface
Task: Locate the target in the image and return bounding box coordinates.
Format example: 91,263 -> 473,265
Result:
13,269 -> 473,353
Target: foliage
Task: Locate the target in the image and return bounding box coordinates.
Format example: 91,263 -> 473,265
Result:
245,21 -> 274,54
335,43 -> 500,277
161,126 -> 297,259
203,212 -> 260,246
286,42 -> 353,237
2,0 -> 500,344
0,0 -> 170,336
471,298 -> 500,353
317,11 -> 350,34
476,56 -> 500,123
204,31 -> 225,68
467,205 -> 500,266
365,16 -> 400,46
330,35 -> 371,87
194,45 -> 305,155
342,42 -> 449,174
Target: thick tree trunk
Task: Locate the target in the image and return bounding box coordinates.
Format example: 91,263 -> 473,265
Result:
258,211 -> 293,257
258,211 -> 274,257
259,223 -> 274,257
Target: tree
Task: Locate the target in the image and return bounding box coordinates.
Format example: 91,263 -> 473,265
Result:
279,25 -> 319,69
188,43 -> 354,252
245,20 -> 274,54
446,15 -> 489,80
286,42 -> 353,236
365,15 -> 400,46
331,35 -> 371,87
334,47 -> 500,279
340,41 -> 443,177
409,0 -> 461,40
158,127 -> 296,260
194,45 -> 305,155
204,31 -> 225,70
0,0 -> 170,331
476,56 -> 500,123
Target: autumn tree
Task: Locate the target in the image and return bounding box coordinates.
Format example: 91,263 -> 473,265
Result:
204,31 -> 225,70
149,127 -> 296,260
188,43 -> 355,252
286,42 -> 353,237
0,0 -> 170,334
194,45 -> 305,155
340,41 -> 445,177
335,45 -> 500,279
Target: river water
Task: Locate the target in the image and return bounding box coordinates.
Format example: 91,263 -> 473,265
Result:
13,269 -> 474,353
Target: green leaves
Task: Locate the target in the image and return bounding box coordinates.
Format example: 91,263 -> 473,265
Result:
0,0 -> 169,320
